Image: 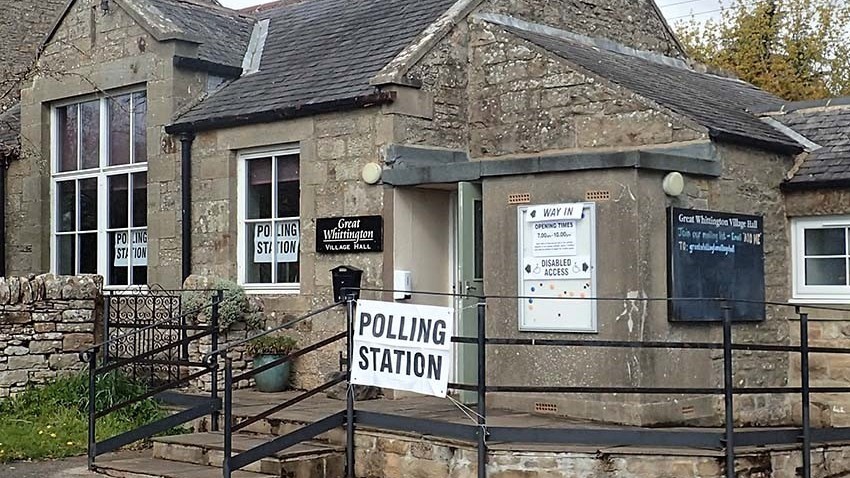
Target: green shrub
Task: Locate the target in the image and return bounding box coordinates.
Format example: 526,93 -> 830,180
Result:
245,334 -> 298,356
182,278 -> 264,331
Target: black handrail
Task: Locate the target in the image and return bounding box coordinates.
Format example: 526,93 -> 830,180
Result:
86,290 -> 224,470
220,296 -> 353,478
205,300 -> 343,361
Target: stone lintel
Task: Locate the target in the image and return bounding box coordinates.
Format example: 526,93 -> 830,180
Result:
383,142 -> 720,186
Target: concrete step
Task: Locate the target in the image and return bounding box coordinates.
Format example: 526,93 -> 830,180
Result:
93,456 -> 275,478
152,432 -> 344,477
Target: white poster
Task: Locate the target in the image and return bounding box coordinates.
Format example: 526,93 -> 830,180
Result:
254,220 -> 299,263
518,203 -> 597,333
351,300 -> 454,398
114,230 -> 147,267
532,220 -> 577,256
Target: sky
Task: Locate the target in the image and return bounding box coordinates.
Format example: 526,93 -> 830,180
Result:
217,0 -> 725,25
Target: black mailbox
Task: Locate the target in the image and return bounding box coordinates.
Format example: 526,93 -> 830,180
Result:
331,265 -> 363,302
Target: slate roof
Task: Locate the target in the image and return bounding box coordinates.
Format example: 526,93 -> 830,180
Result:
501,25 -> 802,154
0,103 -> 20,158
169,0 -> 458,132
772,99 -> 850,187
141,0 -> 254,68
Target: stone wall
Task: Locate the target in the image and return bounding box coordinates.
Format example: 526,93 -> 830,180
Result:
0,274 -> 101,397
466,21 -> 705,158
189,109 -> 392,390
0,0 -> 66,110
354,429 -> 850,477
477,0 -> 682,57
11,0 -> 209,283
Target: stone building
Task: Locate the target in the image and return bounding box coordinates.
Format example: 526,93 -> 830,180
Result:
1,0 -> 844,430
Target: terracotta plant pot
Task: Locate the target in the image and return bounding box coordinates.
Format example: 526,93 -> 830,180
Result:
252,355 -> 292,393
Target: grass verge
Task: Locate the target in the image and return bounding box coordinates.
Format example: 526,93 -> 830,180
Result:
0,371 -> 173,463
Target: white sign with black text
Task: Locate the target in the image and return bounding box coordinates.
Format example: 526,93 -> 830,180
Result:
532,220 -> 577,256
254,220 -> 299,264
114,230 -> 148,267
351,300 -> 454,398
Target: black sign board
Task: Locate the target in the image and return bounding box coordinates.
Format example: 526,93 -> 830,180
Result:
316,216 -> 383,253
668,207 -> 765,322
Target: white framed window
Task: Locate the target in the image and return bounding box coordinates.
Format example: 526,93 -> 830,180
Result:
51,90 -> 148,287
792,216 -> 850,302
237,147 -> 300,293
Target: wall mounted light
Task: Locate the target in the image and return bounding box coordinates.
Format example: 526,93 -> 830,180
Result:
361,162 -> 382,185
662,172 -> 685,197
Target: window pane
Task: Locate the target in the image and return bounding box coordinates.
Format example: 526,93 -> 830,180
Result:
109,95 -> 131,166
247,158 -> 272,219
805,258 -> 848,286
805,228 -> 846,256
132,172 -> 147,227
133,92 -> 147,163
57,235 -> 75,275
276,155 -> 299,218
79,233 -> 97,274
79,178 -> 98,231
109,175 -> 129,229
108,231 -> 129,286
56,180 -> 76,232
277,262 -> 299,284
80,100 -> 100,169
57,105 -> 78,172
131,229 -> 147,285
246,222 -> 272,283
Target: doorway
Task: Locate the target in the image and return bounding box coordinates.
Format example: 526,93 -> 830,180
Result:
455,182 -> 483,403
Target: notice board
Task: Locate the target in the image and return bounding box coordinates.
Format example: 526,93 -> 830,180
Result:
517,203 -> 597,333
668,207 -> 765,322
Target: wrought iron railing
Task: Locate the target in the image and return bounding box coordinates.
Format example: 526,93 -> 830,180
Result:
80,289 -> 225,469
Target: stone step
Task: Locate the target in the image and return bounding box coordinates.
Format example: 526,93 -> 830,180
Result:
152,432 -> 345,477
205,413 -> 348,446
94,456 -> 276,478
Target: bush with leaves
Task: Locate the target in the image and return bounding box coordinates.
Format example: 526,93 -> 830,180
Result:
245,334 -> 298,357
182,278 -> 264,331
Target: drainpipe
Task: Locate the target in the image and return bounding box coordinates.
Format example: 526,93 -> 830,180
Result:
0,155 -> 6,278
180,133 -> 195,283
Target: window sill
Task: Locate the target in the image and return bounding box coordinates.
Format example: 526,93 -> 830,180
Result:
241,286 -> 301,296
789,296 -> 850,305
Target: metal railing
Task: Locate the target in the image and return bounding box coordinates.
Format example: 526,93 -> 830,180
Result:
78,287 -> 850,478
344,289 -> 850,478
80,289 -> 225,469
204,300 -> 348,478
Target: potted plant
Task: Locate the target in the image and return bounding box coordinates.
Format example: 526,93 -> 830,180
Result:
246,335 -> 298,393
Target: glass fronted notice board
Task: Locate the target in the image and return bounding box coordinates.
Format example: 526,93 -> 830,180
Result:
517,202 -> 597,332
668,207 -> 765,322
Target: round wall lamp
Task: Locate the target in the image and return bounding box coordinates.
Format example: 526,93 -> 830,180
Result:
361,162 -> 383,185
662,172 -> 685,197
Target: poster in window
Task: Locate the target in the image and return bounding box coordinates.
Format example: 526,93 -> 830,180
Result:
114,230 -> 147,267
254,220 -> 299,263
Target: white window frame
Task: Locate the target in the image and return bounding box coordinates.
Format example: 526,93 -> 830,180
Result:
236,146 -> 301,294
792,215 -> 850,303
49,89 -> 148,290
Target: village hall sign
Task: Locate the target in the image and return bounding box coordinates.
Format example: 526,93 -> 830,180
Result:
316,215 -> 383,253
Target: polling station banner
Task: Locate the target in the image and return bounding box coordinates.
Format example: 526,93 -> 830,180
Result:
350,300 -> 454,398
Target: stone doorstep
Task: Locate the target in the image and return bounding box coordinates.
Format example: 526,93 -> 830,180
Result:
152,432 -> 344,476
93,456 -> 276,478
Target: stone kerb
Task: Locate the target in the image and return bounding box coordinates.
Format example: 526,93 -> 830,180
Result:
0,274 -> 102,397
